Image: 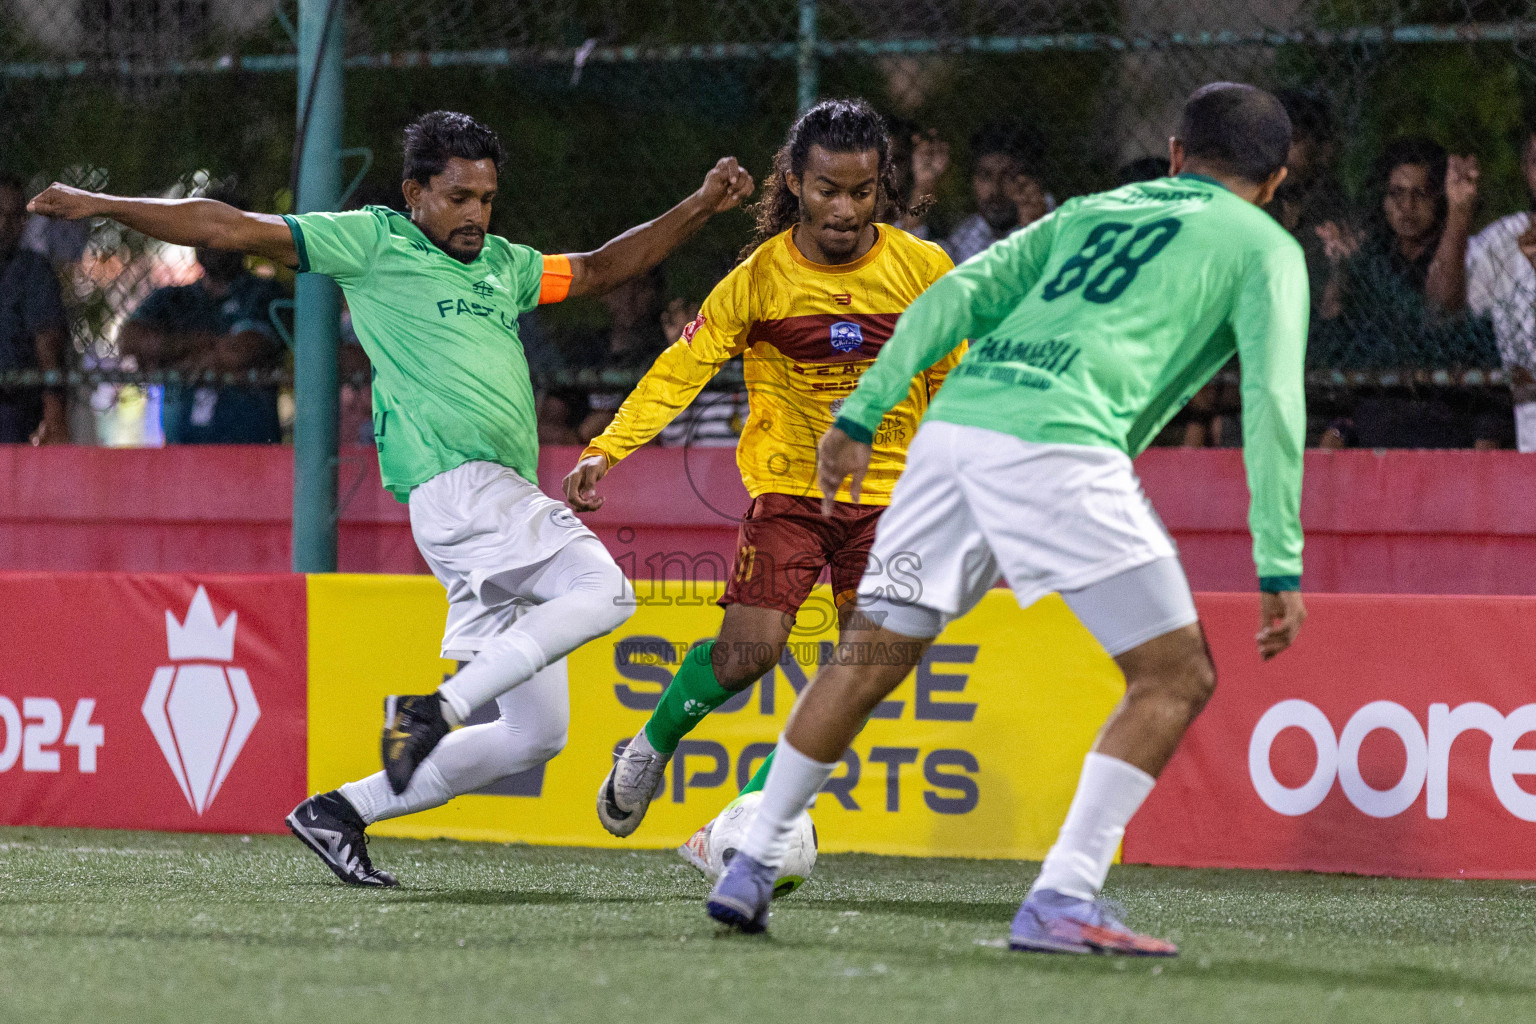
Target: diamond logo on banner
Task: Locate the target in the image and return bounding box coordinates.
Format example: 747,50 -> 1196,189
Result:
141,587 -> 261,815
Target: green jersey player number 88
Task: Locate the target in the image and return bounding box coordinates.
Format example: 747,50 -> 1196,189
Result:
1040,217 -> 1183,304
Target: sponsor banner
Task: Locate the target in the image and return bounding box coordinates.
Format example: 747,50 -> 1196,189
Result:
0,572 -> 307,834
307,576 -> 1125,859
1124,594 -> 1536,878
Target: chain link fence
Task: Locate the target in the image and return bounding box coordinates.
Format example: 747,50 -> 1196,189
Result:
4,1 -> 1536,446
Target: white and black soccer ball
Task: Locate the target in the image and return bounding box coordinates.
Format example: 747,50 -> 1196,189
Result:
707,791 -> 817,898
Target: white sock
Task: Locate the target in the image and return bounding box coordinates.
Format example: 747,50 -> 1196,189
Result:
1031,752 -> 1156,901
341,764 -> 453,825
740,739 -> 836,869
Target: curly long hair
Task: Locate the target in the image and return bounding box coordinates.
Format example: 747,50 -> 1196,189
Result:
740,98 -> 930,261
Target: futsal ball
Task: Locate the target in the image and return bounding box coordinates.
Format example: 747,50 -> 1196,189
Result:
707,791 -> 818,898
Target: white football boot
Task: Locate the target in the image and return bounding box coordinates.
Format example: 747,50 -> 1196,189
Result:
596,732 -> 669,837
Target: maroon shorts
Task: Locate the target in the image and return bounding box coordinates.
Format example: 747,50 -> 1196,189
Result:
720,493 -> 885,615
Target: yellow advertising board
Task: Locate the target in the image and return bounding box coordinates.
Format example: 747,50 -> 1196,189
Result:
307,576 -> 1125,860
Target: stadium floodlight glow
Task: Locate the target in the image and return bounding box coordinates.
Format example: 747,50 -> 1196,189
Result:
1248,699 -> 1536,822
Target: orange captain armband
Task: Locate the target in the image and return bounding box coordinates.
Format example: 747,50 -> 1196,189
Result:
539,254 -> 574,304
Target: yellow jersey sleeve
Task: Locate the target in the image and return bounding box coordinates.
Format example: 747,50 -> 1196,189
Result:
581,265 -> 754,467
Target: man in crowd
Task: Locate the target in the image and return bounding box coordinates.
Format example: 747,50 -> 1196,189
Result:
1467,122 -> 1536,451
1269,89 -> 1347,320
1314,138 -> 1499,447
118,189 -> 288,444
942,119 -> 1052,264
0,177 -> 69,444
883,118 -> 950,239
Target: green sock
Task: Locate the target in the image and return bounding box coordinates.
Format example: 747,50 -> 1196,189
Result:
643,640 -> 737,755
737,747 -> 775,797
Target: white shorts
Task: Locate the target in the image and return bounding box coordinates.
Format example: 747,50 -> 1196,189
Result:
409,460 -> 598,659
859,421 -> 1190,647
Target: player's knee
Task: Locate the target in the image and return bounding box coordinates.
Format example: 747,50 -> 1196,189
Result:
582,572 -> 634,637
1184,648 -> 1218,711
492,715 -> 568,768
526,727 -> 568,766
713,641 -> 779,691
1124,631 -> 1215,711
1149,640 -> 1216,712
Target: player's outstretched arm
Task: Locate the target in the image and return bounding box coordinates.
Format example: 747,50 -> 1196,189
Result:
563,157 -> 753,300
28,184 -> 298,266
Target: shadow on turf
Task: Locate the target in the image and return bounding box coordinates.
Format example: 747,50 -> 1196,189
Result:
808,898 -> 1022,923
783,900 -> 1536,995
387,888 -> 665,907
1186,958 -> 1531,996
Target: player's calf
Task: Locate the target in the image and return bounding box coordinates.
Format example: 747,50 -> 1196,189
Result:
1096,624 -> 1216,777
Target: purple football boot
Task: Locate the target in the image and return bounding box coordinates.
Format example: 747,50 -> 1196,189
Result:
1009,888 -> 1178,956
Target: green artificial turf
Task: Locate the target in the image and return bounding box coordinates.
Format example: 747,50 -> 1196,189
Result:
0,827 -> 1530,1023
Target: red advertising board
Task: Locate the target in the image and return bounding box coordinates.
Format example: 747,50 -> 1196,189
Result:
1125,593 -> 1536,878
0,573 -> 307,834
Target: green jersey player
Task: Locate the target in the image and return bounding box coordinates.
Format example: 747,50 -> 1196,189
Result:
708,83 -> 1309,952
30,111 -> 754,886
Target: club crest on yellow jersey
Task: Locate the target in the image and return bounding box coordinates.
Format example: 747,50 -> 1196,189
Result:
830,321 -> 865,353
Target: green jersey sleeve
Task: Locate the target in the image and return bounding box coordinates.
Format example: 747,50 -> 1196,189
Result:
835,208 -> 1064,442
505,243 -> 548,314
1233,238 -> 1309,591
282,210 -> 387,285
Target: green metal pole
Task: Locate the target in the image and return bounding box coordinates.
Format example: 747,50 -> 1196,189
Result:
292,0 -> 343,572
797,0 -> 818,113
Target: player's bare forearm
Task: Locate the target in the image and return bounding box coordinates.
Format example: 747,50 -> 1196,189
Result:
28,184 -> 297,265
1425,209 -> 1471,313
31,326 -> 70,444
34,391 -> 69,445
565,157 -> 753,299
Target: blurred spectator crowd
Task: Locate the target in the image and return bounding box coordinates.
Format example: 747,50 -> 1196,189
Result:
6,90 -> 1536,452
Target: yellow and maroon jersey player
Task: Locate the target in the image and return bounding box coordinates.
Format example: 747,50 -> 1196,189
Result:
586,219 -> 959,512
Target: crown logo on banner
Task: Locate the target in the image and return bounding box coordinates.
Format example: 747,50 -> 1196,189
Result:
143,586 -> 260,816
164,586 -> 238,662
